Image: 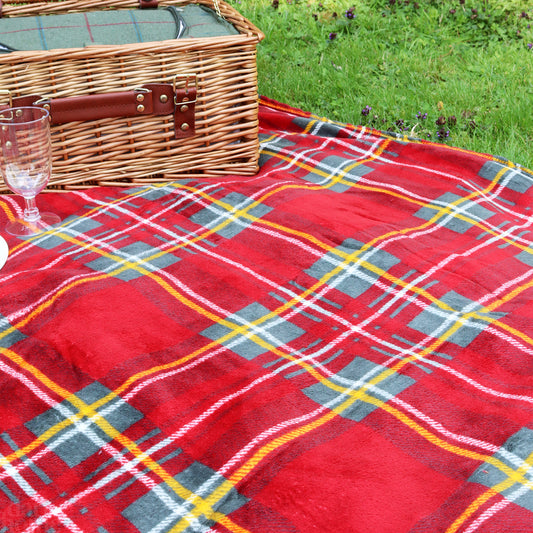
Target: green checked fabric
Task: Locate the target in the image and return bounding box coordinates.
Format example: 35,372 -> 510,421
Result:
0,4 -> 239,52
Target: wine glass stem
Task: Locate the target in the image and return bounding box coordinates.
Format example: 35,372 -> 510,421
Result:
23,196 -> 41,222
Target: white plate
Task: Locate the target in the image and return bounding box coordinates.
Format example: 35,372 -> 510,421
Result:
0,235 -> 8,271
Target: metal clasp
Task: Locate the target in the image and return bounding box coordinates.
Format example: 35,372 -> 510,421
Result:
173,74 -> 197,105
33,96 -> 52,111
0,89 -> 12,108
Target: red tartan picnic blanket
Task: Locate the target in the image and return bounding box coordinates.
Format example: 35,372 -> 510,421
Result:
1,97 -> 533,532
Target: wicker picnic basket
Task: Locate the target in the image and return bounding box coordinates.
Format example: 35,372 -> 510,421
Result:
0,0 -> 264,191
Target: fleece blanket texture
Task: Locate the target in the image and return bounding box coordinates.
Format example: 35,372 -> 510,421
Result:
0,98 -> 532,532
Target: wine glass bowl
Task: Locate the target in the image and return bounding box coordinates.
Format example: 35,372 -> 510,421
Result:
0,106 -> 60,236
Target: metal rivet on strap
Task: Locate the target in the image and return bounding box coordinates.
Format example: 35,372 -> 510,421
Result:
137,104 -> 145,113
136,93 -> 145,102
160,94 -> 168,103
180,123 -> 190,131
180,104 -> 189,113
15,109 -> 23,117
5,140 -> 12,149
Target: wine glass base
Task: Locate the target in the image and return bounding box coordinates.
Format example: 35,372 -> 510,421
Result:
5,212 -> 61,237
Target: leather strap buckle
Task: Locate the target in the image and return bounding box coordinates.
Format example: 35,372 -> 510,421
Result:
173,75 -> 197,139
1,80 -> 197,140
173,74 -> 197,105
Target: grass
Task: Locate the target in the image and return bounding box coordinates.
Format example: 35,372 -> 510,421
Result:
232,0 -> 533,169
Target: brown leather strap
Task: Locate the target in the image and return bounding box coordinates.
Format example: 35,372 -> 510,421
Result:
174,86 -> 197,139
5,83 -> 196,139
40,88 -> 157,123
139,0 -> 158,7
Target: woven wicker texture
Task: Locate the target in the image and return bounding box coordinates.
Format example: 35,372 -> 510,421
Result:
0,0 -> 264,191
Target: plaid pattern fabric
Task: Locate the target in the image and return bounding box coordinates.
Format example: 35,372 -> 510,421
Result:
0,5 -> 238,51
0,97 -> 533,532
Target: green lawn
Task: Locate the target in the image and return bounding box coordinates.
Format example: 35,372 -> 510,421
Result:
235,0 -> 533,169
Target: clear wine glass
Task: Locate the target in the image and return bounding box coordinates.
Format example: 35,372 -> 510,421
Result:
0,106 -> 60,237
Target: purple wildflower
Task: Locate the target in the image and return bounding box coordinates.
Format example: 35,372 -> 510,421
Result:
345,7 -> 356,20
